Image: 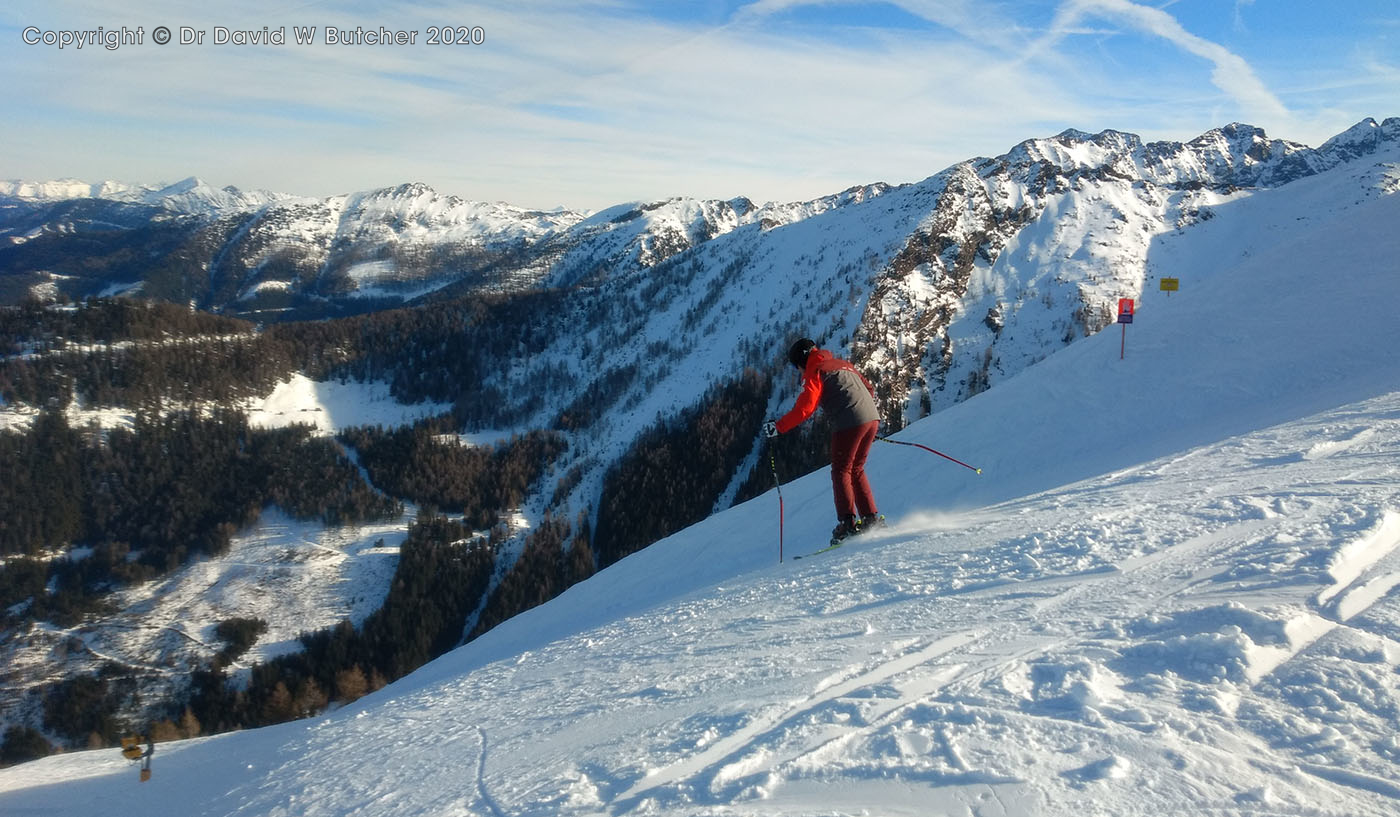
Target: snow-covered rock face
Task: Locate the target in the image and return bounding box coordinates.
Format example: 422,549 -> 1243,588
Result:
1319,116 -> 1400,162
536,184 -> 896,290
849,117 -> 1400,425
197,183 -> 588,304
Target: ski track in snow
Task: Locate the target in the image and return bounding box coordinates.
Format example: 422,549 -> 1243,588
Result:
622,512 -> 1289,806
549,399 -> 1398,816
476,727 -> 508,817
611,460 -> 1399,813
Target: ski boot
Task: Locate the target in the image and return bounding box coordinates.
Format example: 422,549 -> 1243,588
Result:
830,515 -> 861,546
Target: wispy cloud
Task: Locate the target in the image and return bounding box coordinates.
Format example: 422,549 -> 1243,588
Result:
1044,0 -> 1290,123
1233,0 -> 1256,33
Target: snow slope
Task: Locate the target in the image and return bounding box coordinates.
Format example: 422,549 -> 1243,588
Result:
243,373 -> 452,434
4,176 -> 1400,815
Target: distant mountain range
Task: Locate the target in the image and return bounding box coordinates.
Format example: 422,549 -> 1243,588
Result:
0,176 -> 292,214
5,117 -> 1394,328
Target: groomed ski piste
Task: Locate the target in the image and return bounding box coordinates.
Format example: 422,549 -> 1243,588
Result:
4,160 -> 1400,815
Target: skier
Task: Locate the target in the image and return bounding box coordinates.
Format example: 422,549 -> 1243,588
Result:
764,338 -> 883,544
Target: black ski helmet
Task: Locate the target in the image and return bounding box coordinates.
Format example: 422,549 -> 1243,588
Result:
787,338 -> 817,370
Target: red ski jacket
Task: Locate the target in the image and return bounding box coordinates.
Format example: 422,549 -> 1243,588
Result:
776,349 -> 879,434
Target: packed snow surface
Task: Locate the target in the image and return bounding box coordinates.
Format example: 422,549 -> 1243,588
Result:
5,173 -> 1400,815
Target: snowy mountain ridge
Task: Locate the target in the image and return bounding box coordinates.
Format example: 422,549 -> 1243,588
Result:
0,176 -> 293,216
3,128 -> 1399,815
3,118 -> 1395,320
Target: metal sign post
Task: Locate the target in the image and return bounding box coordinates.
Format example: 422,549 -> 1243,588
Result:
1117,298 -> 1134,360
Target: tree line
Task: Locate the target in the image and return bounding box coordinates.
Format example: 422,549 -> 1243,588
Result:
183,504 -> 593,735
469,511 -> 595,638
1,412 -> 574,759
592,368 -> 772,566
184,513 -> 495,733
339,422 -> 567,530
0,296 -> 254,352
2,292 -> 586,432
0,409 -> 400,625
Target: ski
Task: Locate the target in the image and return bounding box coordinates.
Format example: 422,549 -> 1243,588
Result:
793,540 -> 847,560
792,516 -> 887,560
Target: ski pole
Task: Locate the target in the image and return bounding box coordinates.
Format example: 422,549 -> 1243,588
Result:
876,436 -> 982,474
769,449 -> 784,562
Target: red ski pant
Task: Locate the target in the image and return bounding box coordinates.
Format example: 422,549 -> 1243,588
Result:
830,420 -> 879,520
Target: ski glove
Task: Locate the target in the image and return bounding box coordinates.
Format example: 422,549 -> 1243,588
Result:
763,420 -> 779,438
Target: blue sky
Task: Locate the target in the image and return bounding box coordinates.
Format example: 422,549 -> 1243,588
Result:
3,0 -> 1396,210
